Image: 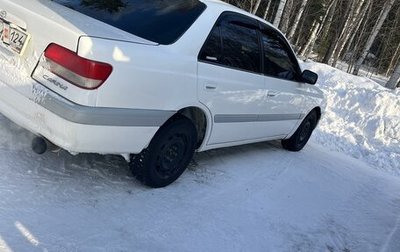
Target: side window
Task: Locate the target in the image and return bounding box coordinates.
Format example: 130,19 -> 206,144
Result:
261,28 -> 300,81
219,19 -> 261,73
199,26 -> 222,63
199,13 -> 261,74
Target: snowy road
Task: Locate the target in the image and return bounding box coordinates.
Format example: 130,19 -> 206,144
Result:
0,115 -> 399,252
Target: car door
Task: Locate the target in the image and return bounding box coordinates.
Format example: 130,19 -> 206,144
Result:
259,24 -> 308,137
197,12 -> 266,145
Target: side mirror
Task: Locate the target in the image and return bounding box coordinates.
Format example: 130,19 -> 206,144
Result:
301,70 -> 318,85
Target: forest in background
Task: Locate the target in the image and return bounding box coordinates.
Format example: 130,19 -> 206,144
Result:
223,0 -> 400,89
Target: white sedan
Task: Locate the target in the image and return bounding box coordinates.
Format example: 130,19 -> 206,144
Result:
0,0 -> 325,187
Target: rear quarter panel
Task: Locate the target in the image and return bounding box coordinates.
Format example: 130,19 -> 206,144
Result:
78,37 -> 199,111
77,4 -> 223,112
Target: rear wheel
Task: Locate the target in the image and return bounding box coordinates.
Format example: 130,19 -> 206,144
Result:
130,116 -> 197,188
282,110 -> 318,152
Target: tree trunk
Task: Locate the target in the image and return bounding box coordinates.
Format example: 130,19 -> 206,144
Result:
252,0 -> 262,14
386,61 -> 400,89
293,3 -> 311,48
346,0 -> 373,73
386,44 -> 400,76
345,2 -> 370,55
333,0 -> 370,67
301,0 -> 337,60
273,0 -> 288,27
287,0 -> 308,41
331,0 -> 367,67
299,20 -> 321,57
319,0 -> 338,46
353,0 -> 396,75
322,0 -> 354,64
279,0 -> 294,34
263,0 -> 272,20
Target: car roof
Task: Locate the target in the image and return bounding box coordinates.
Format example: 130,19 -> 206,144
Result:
200,0 -> 290,43
200,0 -> 275,27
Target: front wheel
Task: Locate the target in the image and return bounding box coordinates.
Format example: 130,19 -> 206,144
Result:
281,111 -> 318,152
130,116 -> 197,188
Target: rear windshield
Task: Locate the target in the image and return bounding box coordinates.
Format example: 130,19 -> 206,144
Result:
52,0 -> 207,44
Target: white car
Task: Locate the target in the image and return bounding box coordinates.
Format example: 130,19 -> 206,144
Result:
0,0 -> 325,187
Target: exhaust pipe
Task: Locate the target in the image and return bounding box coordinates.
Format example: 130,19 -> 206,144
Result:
31,137 -> 48,155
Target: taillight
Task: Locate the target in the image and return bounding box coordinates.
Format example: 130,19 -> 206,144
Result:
39,43 -> 113,90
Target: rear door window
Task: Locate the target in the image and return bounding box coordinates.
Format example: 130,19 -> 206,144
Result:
198,26 -> 222,63
199,12 -> 261,74
52,0 -> 206,45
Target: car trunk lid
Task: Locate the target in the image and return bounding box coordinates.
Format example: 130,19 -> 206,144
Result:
0,0 -> 156,106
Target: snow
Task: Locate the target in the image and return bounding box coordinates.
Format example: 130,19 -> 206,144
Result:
303,62 -> 400,175
0,62 -> 399,251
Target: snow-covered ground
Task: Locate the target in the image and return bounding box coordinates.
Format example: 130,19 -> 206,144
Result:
304,62 -> 400,175
0,63 -> 399,251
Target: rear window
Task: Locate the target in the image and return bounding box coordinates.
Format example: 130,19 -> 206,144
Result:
52,0 -> 207,45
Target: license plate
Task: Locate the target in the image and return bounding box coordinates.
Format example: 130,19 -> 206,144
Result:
0,19 -> 30,55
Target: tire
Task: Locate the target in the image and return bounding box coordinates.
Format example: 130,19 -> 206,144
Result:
130,116 -> 197,188
281,110 -> 318,152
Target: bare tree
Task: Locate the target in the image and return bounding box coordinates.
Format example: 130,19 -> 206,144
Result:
221,0 -> 400,83
273,0 -> 288,27
287,0 -> 309,40
279,0 -> 294,34
346,0 -> 373,73
299,20 -> 321,57
386,60 -> 400,89
333,0 -> 371,67
318,0 -> 338,52
386,44 -> 400,76
251,0 -> 262,14
322,0 -> 355,64
331,0 -> 367,67
300,0 -> 337,58
263,0 -> 272,20
353,0 -> 396,75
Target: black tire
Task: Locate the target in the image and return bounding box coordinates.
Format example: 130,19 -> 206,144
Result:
281,110 -> 318,152
130,116 -> 197,188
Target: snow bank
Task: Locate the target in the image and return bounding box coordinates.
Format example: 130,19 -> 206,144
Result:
303,62 -> 400,175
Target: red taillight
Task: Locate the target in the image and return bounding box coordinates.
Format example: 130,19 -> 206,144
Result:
42,43 -> 113,89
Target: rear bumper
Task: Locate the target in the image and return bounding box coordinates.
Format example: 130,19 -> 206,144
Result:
0,79 -> 174,154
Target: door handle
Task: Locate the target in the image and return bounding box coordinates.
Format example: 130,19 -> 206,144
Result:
205,84 -> 217,90
267,91 -> 279,97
